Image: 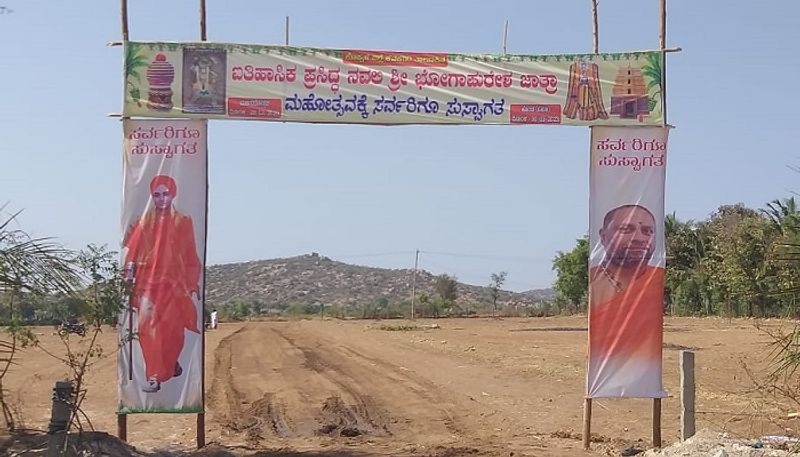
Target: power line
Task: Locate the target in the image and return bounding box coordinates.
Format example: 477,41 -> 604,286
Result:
420,250 -> 547,262
319,249 -> 548,263
315,249 -> 553,290
329,251 -> 416,259
413,256 -> 552,291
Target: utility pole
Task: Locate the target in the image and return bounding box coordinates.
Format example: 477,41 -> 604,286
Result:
410,249 -> 419,320
502,19 -> 509,55
591,0 -> 599,54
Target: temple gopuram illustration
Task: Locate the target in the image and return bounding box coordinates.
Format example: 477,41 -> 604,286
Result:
564,60 -> 609,121
610,66 -> 650,120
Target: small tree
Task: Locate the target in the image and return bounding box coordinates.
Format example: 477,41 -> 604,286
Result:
39,244 -> 127,434
488,271 -> 507,317
434,274 -> 458,316
552,237 -> 589,313
416,292 -> 430,317
0,210 -> 79,429
374,297 -> 389,319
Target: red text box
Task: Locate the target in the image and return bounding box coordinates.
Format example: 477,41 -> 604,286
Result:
227,98 -> 282,119
510,104 -> 562,124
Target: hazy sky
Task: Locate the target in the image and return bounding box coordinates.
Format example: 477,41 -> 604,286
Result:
1,1 -> 797,292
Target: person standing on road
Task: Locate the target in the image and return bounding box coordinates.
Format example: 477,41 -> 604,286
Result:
210,308 -> 218,330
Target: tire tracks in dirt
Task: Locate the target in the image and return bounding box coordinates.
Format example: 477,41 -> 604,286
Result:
292,335 -> 466,437
206,326 -> 246,425
278,331 -> 389,438
208,322 -> 467,448
331,344 -> 465,435
208,325 -> 296,442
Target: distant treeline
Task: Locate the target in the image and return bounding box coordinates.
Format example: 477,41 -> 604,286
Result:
1,275 -> 552,326
11,200 -> 797,325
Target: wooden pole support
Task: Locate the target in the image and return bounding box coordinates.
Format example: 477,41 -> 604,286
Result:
659,0 -> 666,49
582,397 -> 592,449
659,0 -> 668,125
680,350 -> 696,440
118,1 -> 129,443
653,398 -> 662,448
199,0 -> 209,447
200,0 -> 207,41
120,0 -> 129,41
117,413 -> 127,442
591,0 -> 599,54
197,412 -> 205,448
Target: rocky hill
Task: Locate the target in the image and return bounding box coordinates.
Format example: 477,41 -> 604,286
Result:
205,253 -> 553,314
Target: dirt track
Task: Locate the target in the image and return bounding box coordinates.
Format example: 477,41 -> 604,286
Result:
3,317 -> 791,456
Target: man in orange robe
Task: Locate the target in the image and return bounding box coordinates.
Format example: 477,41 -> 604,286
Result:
124,175 -> 201,393
588,204 -> 665,398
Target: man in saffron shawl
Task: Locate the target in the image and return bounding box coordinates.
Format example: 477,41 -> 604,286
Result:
587,204 -> 665,398
124,175 -> 201,393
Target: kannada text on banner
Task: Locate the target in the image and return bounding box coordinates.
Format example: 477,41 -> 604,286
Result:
587,126 -> 669,398
124,42 -> 664,126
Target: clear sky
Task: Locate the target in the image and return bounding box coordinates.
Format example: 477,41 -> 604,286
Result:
1,1 -> 797,292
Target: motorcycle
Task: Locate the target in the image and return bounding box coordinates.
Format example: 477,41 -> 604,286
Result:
58,321 -> 87,337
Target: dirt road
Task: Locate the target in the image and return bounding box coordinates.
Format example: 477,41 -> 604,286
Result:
3,317 -> 788,456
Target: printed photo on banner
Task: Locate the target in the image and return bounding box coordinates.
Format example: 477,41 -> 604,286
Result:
182,47 -> 227,114
586,126 -> 668,399
119,119 -> 207,413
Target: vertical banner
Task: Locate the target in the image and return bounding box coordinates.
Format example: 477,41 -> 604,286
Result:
587,126 -> 668,398
119,119 -> 207,413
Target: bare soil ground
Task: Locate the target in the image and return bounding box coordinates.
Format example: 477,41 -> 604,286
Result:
1,316 -> 793,456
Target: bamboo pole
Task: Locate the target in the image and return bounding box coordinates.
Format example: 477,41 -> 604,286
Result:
653,398 -> 662,448
582,398 -> 592,449
659,0 -> 667,125
197,3 -> 208,448
200,0 -> 207,41
196,121 -> 209,450
591,0 -> 599,54
100,41 -> 681,53
117,413 -> 127,441
121,0 -> 129,41
659,0 -> 666,49
119,1 -> 130,442
197,413 -> 205,448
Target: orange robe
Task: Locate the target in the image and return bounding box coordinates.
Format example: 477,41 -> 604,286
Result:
124,209 -> 201,383
587,265 -> 665,398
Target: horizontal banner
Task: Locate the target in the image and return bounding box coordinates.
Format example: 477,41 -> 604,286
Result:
123,41 -> 664,126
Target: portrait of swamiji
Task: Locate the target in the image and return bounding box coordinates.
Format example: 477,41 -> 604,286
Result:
123,175 -> 201,393
588,204 -> 664,372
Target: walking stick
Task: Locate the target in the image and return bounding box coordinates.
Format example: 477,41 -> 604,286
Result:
125,262 -> 136,381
